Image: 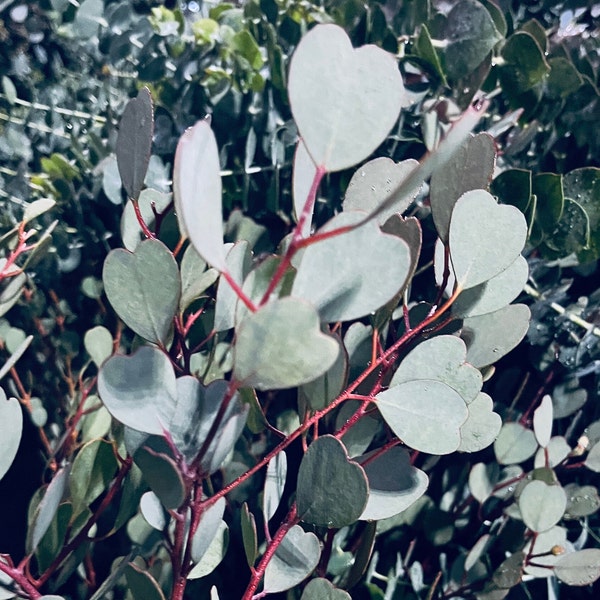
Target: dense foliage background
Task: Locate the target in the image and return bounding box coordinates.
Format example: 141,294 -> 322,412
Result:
1,0 -> 600,599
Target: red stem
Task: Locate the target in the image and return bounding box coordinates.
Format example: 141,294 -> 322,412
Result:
221,270 -> 257,313
131,198 -> 156,240
0,560 -> 41,599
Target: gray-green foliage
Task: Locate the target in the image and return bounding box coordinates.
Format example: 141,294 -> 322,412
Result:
1,1 -> 600,600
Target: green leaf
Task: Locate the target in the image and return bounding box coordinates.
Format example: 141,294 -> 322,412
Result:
124,563 -> 166,600
292,212 -> 410,322
263,525 -> 320,593
519,480 -> 566,532
180,245 -> 218,312
0,389 -> 22,481
500,32 -> 550,95
191,497 -> 226,562
377,380 -> 468,455
358,447 -> 428,521
547,57 -> 583,99
449,190 -> 527,289
543,198 -> 590,258
116,88 -> 154,201
494,422 -> 537,465
413,24 -> 447,85
173,119 -> 227,270
458,392 -> 502,453
492,552 -> 524,589
296,435 -> 368,528
343,158 -> 421,225
564,484 -> 600,519
69,439 -> 118,516
263,452 -> 287,522
391,335 -> 482,404
84,326 -> 113,368
430,133 -> 496,243
337,401 -> 380,458
533,395 -> 553,448
555,549 -> 600,586
491,168 -> 532,213
103,239 -> 180,345
240,503 -> 258,568
187,521 -> 228,579
135,445 -> 185,510
442,0 -> 502,80
27,467 -> 69,553
233,297 -> 339,390
230,30 -> 263,70
98,345 -> 177,435
532,172 -> 563,235
301,578 -> 351,600
461,304 -> 530,368
288,23 -> 405,172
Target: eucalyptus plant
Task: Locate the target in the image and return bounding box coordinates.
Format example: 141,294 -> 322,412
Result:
1,2 -> 600,600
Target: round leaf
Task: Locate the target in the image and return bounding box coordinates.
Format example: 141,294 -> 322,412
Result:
103,239 -> 180,345
84,326 -> 113,368
288,24 -> 405,172
296,435 -> 368,528
555,549 -> 600,586
376,379 -> 468,455
233,297 -> 339,390
494,422 -> 538,465
0,390 -> 22,481
301,578 -> 351,600
519,480 -> 566,532
263,525 -> 320,593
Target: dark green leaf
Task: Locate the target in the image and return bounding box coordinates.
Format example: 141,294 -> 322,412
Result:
124,563 -> 166,600
240,503 -> 258,568
135,446 -> 185,510
500,32 -> 550,95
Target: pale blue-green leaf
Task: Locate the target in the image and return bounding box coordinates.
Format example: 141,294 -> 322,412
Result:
73,0 -> 104,38
534,436 -> 571,469
391,335 -> 482,404
69,439 -> 118,516
376,379 -> 468,454
293,140 -> 317,238
140,491 -> 167,530
469,462 -> 497,503
381,215 -> 422,294
358,447 -> 428,521
214,241 -> 250,332
344,158 -> 420,225
84,326 -> 113,368
102,156 -> 122,205
555,549 -> 600,586
124,563 -> 166,600
296,435 -> 368,528
523,526 -> 567,577
533,395 -> 553,448
337,401 -> 380,458
450,255 -> 529,318
449,190 -> 527,289
552,378 -> 587,419
585,442 -> 600,473
458,392 -> 501,453
263,452 -> 287,522
462,304 -> 531,368
430,133 -> 496,243
301,578 -> 351,600
233,297 -> 339,390
120,188 -> 171,251
564,484 -> 600,520
494,422 -> 538,465
0,334 -> 33,381
0,390 -> 22,481
103,239 -> 180,345
116,88 -> 153,201
135,446 -> 185,510
191,497 -> 226,562
263,525 -> 320,593
0,273 -> 26,318
187,521 -> 228,579
173,120 -> 226,271
27,466 -> 69,553
81,402 -> 112,443
288,24 -> 405,172
23,198 -> 56,223
180,245 -> 218,312
1,75 -> 17,104
519,480 -> 566,532
98,345 -> 177,435
292,212 -> 410,322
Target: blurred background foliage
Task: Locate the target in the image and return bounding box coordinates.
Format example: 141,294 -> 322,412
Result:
1,0 -> 600,598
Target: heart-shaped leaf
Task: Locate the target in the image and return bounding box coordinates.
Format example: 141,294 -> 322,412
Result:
288,24 -> 405,172
296,435 -> 368,528
0,389 -> 22,481
519,480 -> 566,532
292,212 -> 410,322
392,335 -> 482,405
358,447 -> 428,520
430,133 -> 496,243
103,239 -> 180,345
458,392 -> 502,453
301,578 -> 351,600
98,346 -> 177,435
376,380 -> 468,454
233,297 -> 339,390
173,119 -> 227,271
555,549 -> 600,586
263,525 -> 320,593
449,190 -> 527,289
343,158 -> 420,225
116,87 -> 154,201
461,304 -> 531,368
494,422 -> 538,465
